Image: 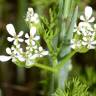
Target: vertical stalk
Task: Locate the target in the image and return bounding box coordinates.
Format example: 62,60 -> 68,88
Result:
48,57 -> 58,95
58,0 -> 76,90
16,0 -> 27,83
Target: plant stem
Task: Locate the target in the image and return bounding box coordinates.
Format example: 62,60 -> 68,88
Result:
34,63 -> 57,73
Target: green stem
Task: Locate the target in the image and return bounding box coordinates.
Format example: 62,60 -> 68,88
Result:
34,63 -> 57,73
56,50 -> 76,70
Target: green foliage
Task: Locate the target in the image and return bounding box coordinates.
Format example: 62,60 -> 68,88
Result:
53,78 -> 89,96
40,9 -> 59,58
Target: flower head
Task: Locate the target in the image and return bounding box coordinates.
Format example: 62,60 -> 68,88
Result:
71,6 -> 96,52
25,8 -> 39,24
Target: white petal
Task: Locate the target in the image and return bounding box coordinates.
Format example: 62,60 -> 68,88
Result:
39,47 -> 43,51
85,6 -> 92,20
7,37 -> 14,42
87,44 -> 95,49
41,51 -> 49,56
6,24 -> 16,36
30,54 -> 39,59
0,55 -> 11,62
18,56 -> 25,62
34,13 -> 39,18
82,41 -> 87,46
70,39 -> 75,44
34,50 -> 38,53
16,44 -> 20,48
33,45 -> 37,49
32,41 -> 35,46
30,26 -> 36,36
34,36 -> 40,40
25,33 -> 29,38
94,24 -> 96,29
70,44 -> 76,49
28,8 -> 34,13
13,40 -> 18,45
34,19 -> 39,24
77,31 -> 81,35
25,39 -> 30,45
18,31 -> 24,37
11,46 -> 15,50
80,15 -> 85,21
18,38 -> 24,42
88,17 -> 95,22
6,47 -> 12,55
91,41 -> 96,44
83,37 -> 87,41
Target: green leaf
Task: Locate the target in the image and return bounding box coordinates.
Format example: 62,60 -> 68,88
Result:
66,6 -> 78,40
53,77 -> 89,96
63,0 -> 71,18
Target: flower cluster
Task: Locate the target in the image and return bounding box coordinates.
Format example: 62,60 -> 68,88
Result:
0,8 -> 48,67
25,8 -> 39,24
71,6 -> 96,52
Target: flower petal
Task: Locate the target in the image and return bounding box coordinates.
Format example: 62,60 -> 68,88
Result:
28,8 -> 34,14
39,47 -> 43,51
6,47 -> 12,55
25,33 -> 29,38
34,36 -> 40,40
32,41 -> 35,46
41,51 -> 49,56
91,41 -> 96,44
88,17 -> 95,22
82,41 -> 87,46
30,54 -> 39,59
6,24 -> 16,36
25,39 -> 30,45
80,15 -> 85,21
85,6 -> 92,20
7,37 -> 14,42
70,44 -> 76,49
17,55 -> 25,62
18,38 -> 24,42
30,26 -> 36,36
13,40 -> 18,45
0,55 -> 11,62
18,31 -> 24,37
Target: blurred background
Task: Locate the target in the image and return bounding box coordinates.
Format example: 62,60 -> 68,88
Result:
0,0 -> 96,96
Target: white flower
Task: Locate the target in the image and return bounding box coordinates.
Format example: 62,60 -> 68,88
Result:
25,26 -> 40,45
38,47 -> 49,57
25,8 -> 39,23
6,24 -> 24,45
80,6 -> 95,23
82,33 -> 96,49
70,39 -> 82,49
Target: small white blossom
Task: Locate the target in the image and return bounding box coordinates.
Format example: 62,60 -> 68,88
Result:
6,24 -> 24,45
82,33 -> 96,49
25,26 -> 40,45
70,39 -> 82,49
80,6 -> 95,23
25,8 -> 39,23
